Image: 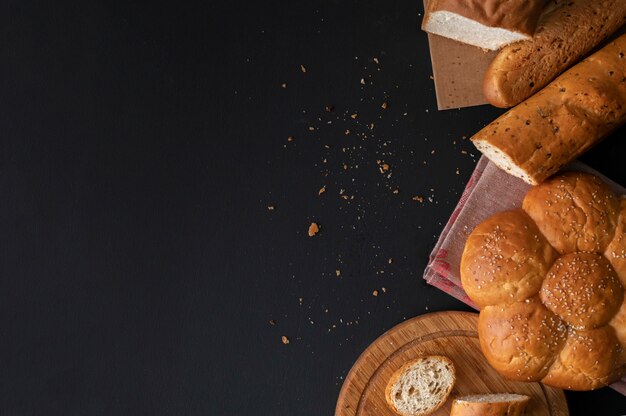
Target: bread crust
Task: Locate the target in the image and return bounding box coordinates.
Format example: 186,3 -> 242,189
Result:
484,0 -> 626,108
461,209 -> 557,309
522,172 -> 620,254
540,252 -> 623,330
472,35 -> 626,185
384,356 -> 455,416
478,298 -> 567,381
450,395 -> 530,416
542,326 -> 624,390
464,172 -> 626,390
424,0 -> 545,35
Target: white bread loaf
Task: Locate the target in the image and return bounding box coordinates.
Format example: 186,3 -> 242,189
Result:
450,394 -> 530,416
422,0 -> 546,51
472,34 -> 626,185
484,0 -> 626,108
385,356 -> 455,416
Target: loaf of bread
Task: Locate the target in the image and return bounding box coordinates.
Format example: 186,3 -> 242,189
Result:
450,394 -> 530,416
421,0 -> 546,51
461,172 -> 626,390
385,356 -> 455,416
484,0 -> 626,108
472,34 -> 626,185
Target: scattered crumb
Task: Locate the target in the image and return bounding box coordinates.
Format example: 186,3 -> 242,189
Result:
344,129 -> 351,135
281,335 -> 290,345
269,319 -> 277,326
281,83 -> 287,88
412,196 -> 424,202
308,222 -> 320,237
382,287 -> 387,293
335,269 -> 341,277
373,57 -> 379,65
360,78 -> 365,85
388,258 -> 393,264
287,136 -> 295,142
350,113 -> 358,119
300,64 -> 307,73
267,205 -> 275,211
372,290 -> 379,297
318,186 -> 326,195
325,105 -> 334,112
392,189 -> 399,194
308,126 -> 315,131
429,75 -> 434,80
381,102 -> 388,110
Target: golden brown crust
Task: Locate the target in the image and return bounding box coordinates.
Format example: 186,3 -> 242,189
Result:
464,172 -> 626,390
605,198 -> 626,287
450,395 -> 530,416
609,298 -> 626,366
472,35 -> 626,185
461,209 -> 557,309
540,253 -> 623,330
424,0 -> 545,35
522,172 -> 620,254
483,0 -> 626,108
542,326 -> 624,390
478,298 -> 567,381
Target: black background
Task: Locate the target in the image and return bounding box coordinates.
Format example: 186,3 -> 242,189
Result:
2,0 -> 625,414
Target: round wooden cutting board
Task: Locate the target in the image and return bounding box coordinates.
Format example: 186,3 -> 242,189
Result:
336,311 -> 568,416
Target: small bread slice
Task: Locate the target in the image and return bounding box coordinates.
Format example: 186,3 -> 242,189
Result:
450,394 -> 530,416
385,356 -> 455,416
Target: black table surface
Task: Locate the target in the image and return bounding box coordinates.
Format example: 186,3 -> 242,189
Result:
3,1 -> 626,414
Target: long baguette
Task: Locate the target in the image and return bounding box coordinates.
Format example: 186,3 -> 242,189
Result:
483,0 -> 626,108
472,34 -> 626,185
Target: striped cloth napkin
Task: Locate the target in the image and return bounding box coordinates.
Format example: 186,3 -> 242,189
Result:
423,156 -> 626,395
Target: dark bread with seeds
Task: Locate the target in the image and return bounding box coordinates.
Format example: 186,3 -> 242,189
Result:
484,0 -> 626,108
461,172 -> 626,390
472,34 -> 626,185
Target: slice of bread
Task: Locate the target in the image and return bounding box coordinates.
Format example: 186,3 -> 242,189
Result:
421,0 -> 546,51
385,356 -> 456,416
450,394 -> 530,416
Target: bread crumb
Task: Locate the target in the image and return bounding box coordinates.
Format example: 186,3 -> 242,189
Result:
388,258 -> 393,264
344,129 -> 351,135
287,136 -> 295,142
392,189 -> 399,194
372,290 -> 379,297
325,105 -> 334,112
412,196 -> 424,202
360,78 -> 365,85
350,113 -> 358,119
300,64 -> 307,73
336,269 -> 341,277
281,335 -> 290,344
381,102 -> 388,110
308,222 -> 320,237
267,205 -> 275,211
269,319 -> 277,326
281,83 -> 287,88
373,57 -> 379,65
382,287 -> 387,293
318,186 -> 326,195
308,126 -> 315,131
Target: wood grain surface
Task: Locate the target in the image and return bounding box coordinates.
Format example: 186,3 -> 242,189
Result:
335,311 -> 568,416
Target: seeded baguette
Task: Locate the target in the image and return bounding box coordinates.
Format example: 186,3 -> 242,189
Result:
450,394 -> 530,416
484,0 -> 626,108
472,34 -> 626,185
